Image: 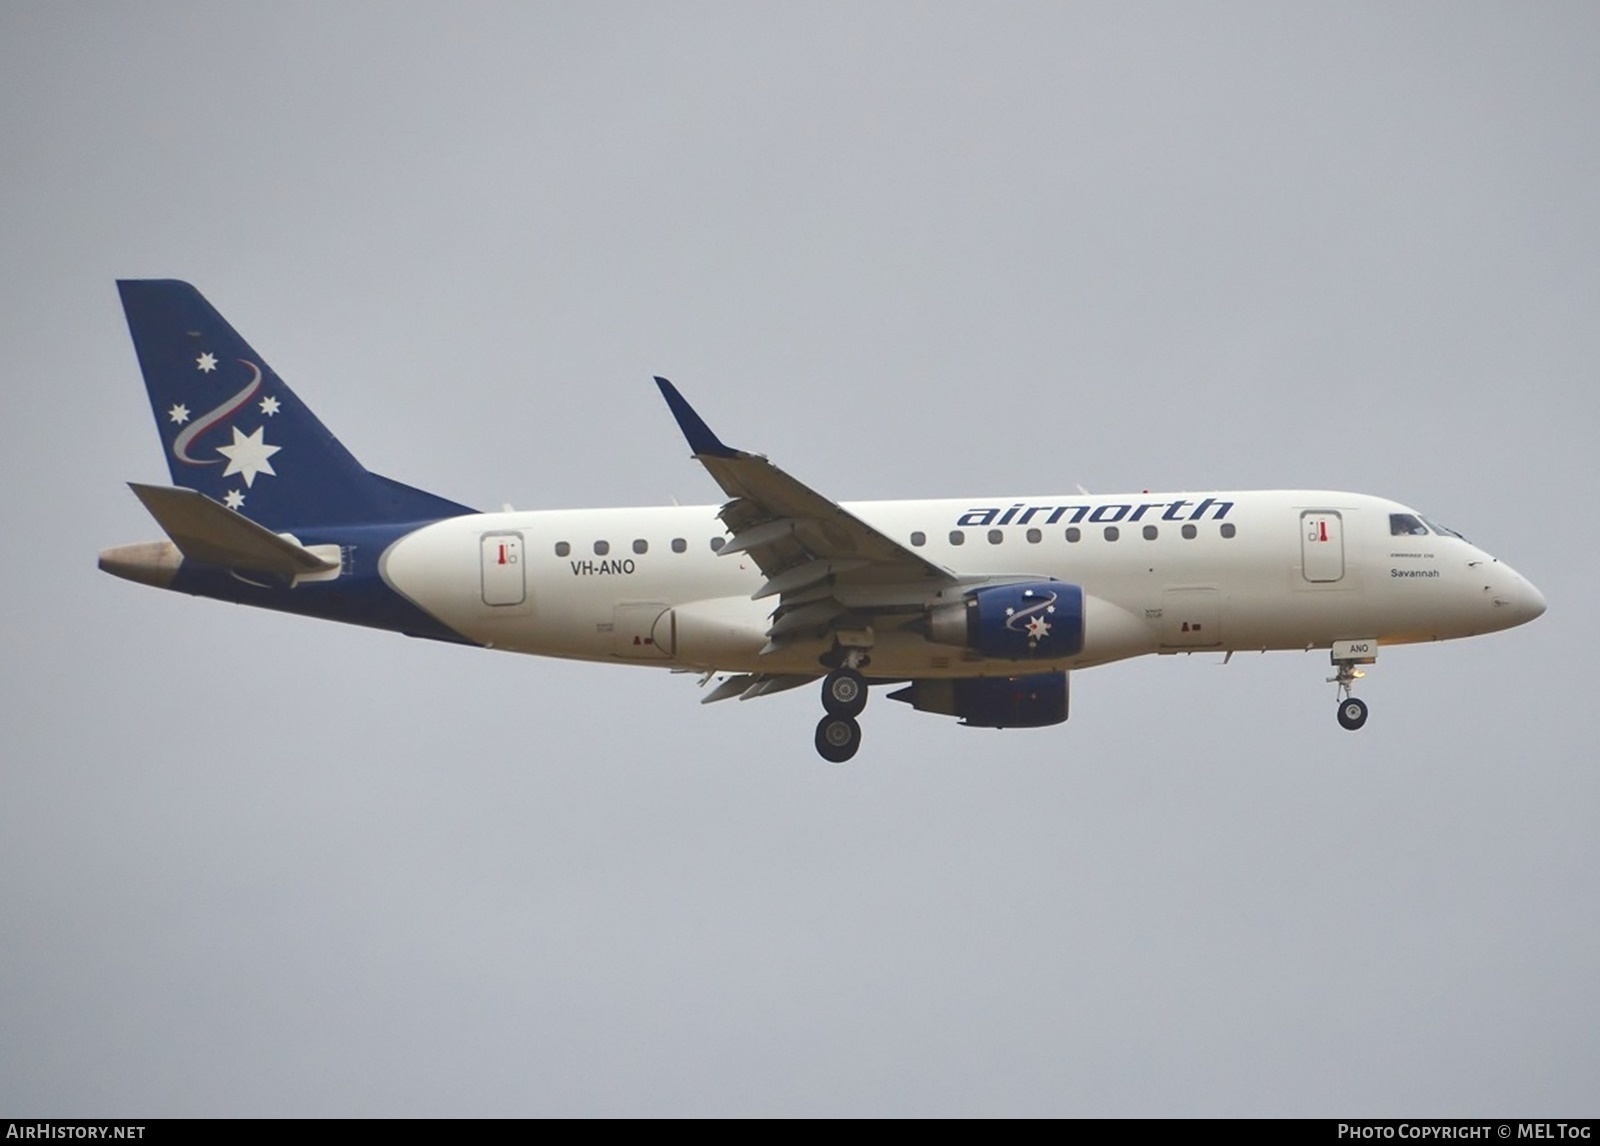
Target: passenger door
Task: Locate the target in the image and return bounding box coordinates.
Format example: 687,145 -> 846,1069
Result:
1300,511 -> 1345,583
479,532 -> 525,606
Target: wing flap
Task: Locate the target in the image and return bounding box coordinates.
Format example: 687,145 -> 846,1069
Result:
716,515 -> 803,557
766,599 -> 849,638
752,559 -> 870,601
699,672 -> 821,703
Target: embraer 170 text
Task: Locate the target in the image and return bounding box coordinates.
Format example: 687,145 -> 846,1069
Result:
101,282 -> 1547,761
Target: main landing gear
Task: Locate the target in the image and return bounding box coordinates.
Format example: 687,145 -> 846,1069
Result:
1327,640 -> 1377,731
814,663 -> 867,763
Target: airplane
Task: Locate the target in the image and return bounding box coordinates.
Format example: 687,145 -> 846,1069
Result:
100,280 -> 1547,762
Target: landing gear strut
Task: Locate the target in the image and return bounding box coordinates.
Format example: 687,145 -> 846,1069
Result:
814,654 -> 869,762
1327,640 -> 1376,731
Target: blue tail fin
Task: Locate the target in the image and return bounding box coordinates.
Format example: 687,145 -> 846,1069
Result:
117,280 -> 474,532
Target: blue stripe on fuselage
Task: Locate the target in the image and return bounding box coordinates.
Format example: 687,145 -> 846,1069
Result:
168,521 -> 475,646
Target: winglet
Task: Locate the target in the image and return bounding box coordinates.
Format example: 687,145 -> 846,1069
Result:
654,377 -> 738,458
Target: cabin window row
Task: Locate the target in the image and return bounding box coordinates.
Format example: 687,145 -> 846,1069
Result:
552,537 -> 726,557
554,525 -> 1238,557
909,523 -> 1237,546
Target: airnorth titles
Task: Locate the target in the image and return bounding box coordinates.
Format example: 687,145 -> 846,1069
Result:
955,498 -> 1233,528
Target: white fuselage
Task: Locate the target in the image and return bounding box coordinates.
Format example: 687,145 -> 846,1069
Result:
377,490 -> 1545,679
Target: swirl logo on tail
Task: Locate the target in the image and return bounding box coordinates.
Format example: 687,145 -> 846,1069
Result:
171,360 -> 262,465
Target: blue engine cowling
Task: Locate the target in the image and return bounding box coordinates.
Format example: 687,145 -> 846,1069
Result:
927,581 -> 1086,660
888,672 -> 1069,728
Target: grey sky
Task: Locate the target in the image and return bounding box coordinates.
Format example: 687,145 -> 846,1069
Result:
1,2 -> 1595,1116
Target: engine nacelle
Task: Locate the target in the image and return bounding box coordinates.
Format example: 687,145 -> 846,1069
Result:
927,581 -> 1085,660
888,672 -> 1069,728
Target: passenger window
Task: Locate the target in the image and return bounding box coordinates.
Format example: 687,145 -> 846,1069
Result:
709,537 -> 725,551
1220,523 -> 1236,539
1026,528 -> 1041,544
910,531 -> 926,547
1390,513 -> 1429,537
987,529 -> 1004,545
1065,527 -> 1081,543
1142,525 -> 1158,540
1181,524 -> 1197,540
555,541 -> 570,557
671,538 -> 687,553
632,539 -> 648,555
1104,526 -> 1120,541
949,530 -> 965,546
594,540 -> 610,556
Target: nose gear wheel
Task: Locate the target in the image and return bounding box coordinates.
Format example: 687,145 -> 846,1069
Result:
1337,696 -> 1369,730
1327,656 -> 1371,731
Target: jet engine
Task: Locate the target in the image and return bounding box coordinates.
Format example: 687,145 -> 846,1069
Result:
888,672 -> 1069,728
926,581 -> 1085,660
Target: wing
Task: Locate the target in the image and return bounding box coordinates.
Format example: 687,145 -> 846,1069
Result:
655,377 -> 958,659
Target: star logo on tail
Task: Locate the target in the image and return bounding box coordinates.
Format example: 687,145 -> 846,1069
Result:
216,425 -> 280,487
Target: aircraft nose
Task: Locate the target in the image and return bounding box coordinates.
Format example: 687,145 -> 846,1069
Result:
1494,565 -> 1546,626
1516,576 -> 1547,623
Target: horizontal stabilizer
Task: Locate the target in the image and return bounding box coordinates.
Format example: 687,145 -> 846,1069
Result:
128,483 -> 340,577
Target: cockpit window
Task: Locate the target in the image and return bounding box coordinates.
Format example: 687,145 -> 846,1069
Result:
1390,513 -> 1430,537
1422,517 -> 1465,541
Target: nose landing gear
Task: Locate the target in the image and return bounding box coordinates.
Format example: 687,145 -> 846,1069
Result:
1336,694 -> 1369,731
1327,639 -> 1377,731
